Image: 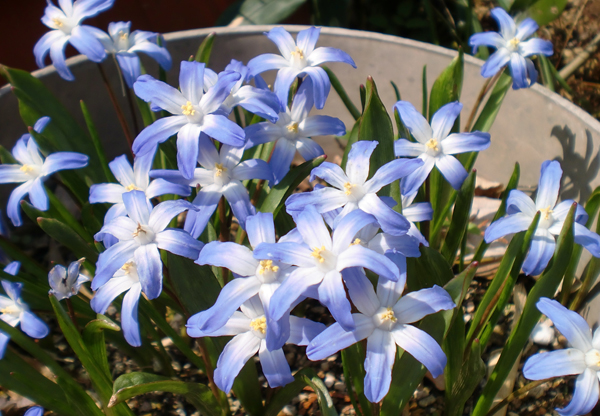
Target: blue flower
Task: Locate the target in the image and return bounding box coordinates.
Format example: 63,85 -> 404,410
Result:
190,213 -> 295,342
248,27 -> 356,109
204,60 -> 280,123
187,295 -> 324,392
524,298 -> 600,416
286,140 -> 422,236
401,193 -> 433,246
48,258 -> 89,300
0,117 -> 89,226
245,77 -> 346,184
99,21 -> 172,88
133,61 -> 245,180
394,101 -> 490,196
24,407 -> 44,416
150,134 -> 272,238
469,8 -> 553,89
307,272 -> 454,402
92,190 -> 203,299
91,260 -> 143,346
253,206 -> 400,334
34,0 -> 114,81
0,262 -> 50,359
89,151 -> 190,228
485,160 -> 600,276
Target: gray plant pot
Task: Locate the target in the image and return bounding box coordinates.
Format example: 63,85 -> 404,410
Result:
1,25 -> 599,314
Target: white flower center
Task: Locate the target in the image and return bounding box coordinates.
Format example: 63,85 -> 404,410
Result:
125,184 -> 141,191
213,163 -> 231,188
52,17 -> 77,34
250,316 -> 267,338
289,46 -> 307,70
115,30 -> 131,51
0,303 -> 22,317
586,349 -> 600,371
507,38 -> 520,52
425,138 -> 441,156
343,182 -> 365,202
311,246 -> 337,272
538,206 -> 554,229
373,307 -> 398,331
256,260 -> 280,283
132,223 -> 155,245
181,101 -> 204,124
20,164 -> 40,178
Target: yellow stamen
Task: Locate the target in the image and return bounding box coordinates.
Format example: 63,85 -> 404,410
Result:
380,307 -> 397,323
53,18 -> 63,27
344,182 -> 355,196
286,122 -> 299,133
425,138 -> 439,152
215,163 -> 227,177
350,238 -> 361,246
132,223 -> 145,237
119,31 -> 128,40
121,261 -> 134,273
250,316 -> 267,334
311,246 -> 326,263
181,101 -> 196,116
126,184 -> 140,191
0,304 -> 20,315
290,46 -> 305,60
20,164 -> 34,173
258,260 -> 279,275
509,38 -> 520,48
539,206 -> 553,220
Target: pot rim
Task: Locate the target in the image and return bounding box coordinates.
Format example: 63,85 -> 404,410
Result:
2,24 -> 598,135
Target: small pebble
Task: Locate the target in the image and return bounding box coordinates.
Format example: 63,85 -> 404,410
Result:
414,387 -> 430,400
324,373 -> 335,388
279,404 -> 297,416
334,381 -> 346,392
418,395 -> 436,407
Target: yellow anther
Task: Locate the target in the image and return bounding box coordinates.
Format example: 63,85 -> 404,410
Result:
380,308 -> 397,323
350,238 -> 361,246
121,261 -> 134,273
509,38 -> 520,48
0,304 -> 20,315
20,164 -> 34,173
539,206 -> 553,220
119,31 -> 128,40
250,316 -> 267,334
126,184 -> 140,191
425,138 -> 440,152
258,260 -> 279,275
344,182 -> 355,196
290,46 -> 305,60
181,101 -> 196,116
311,246 -> 327,263
286,122 -> 299,133
53,18 -> 63,27
215,163 -> 228,177
132,223 -> 145,237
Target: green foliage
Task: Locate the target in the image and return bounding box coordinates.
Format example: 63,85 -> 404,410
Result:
195,32 -> 217,64
217,0 -> 306,25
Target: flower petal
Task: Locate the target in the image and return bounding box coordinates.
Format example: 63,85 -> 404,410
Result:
288,316 -> 326,346
484,212 -> 532,243
267,137 -> 296,182
296,27 -> 321,56
132,116 -> 188,156
522,230 -> 556,276
431,102 -> 462,141
7,181 -> 33,227
307,314 -> 374,360
318,270 -> 355,330
274,67 -> 301,110
519,38 -> 553,57
556,368 -> 599,416
69,25 -> 107,63
343,267 -> 380,316
176,123 -> 202,180
200,114 -> 246,147
307,46 -> 356,68
440,132 -> 491,155
364,329 -> 397,403
253,243 -> 314,268
536,160 -> 562,210
266,27 -> 297,59
90,274 -> 136,314
247,53 -> 290,77
42,152 -> 88,176
222,181 -> 255,230
394,139 -> 425,157
28,178 -> 49,211
391,323 -> 446,378
19,311 -> 49,339
436,154 -> 469,190
490,7 -> 516,39
122,282 -> 142,347
400,155 -> 436,196
93,240 -> 137,289
393,285 -> 455,324
155,229 -> 203,259
364,158 -> 424,194
269,267 -> 324,321
303,66 -> 330,110
523,348 -> 586,380
179,61 -> 204,105
197,241 -> 257,276
187,310 -> 251,338
357,193 -> 410,237
247,212 -> 276,248
214,332 -> 261,393
481,48 -> 511,78
393,101 -> 432,143
337,244 -> 399,281
469,31 -> 506,53
506,189 -> 537,216
134,244 -> 163,299
149,199 -> 194,231
516,18 -> 539,41
259,342 -> 294,388
536,297 -> 593,351
133,75 -> 187,115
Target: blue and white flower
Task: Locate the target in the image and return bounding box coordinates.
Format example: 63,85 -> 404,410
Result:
150,134 -> 272,238
92,191 -> 203,298
48,258 -> 89,301
24,407 -> 44,416
0,262 -> 50,359
524,298 -> 600,416
469,7 -> 553,89
89,151 -> 190,225
248,27 -> 356,109
485,160 -> 600,276
307,273 -> 454,402
286,140 -> 422,236
0,117 -> 89,226
99,21 -> 172,88
401,192 -> 433,245
253,206 -> 400,332
204,60 -> 280,122
187,295 -> 324,392
133,61 -> 245,179
394,101 -> 490,196
34,0 -> 114,81
91,260 -> 143,346
245,77 -> 346,184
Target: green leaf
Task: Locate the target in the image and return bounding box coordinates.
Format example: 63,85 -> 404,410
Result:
80,100 -> 114,182
527,0 -> 568,25
428,49 -> 464,118
358,77 -> 395,188
422,65 -> 428,117
110,372 -> 222,416
216,0 -> 306,25
341,343 -> 371,416
195,32 -> 217,65
82,315 -> 121,382
257,155 -> 326,216
341,118 -> 361,170
301,369 -> 338,416
322,66 -> 361,120
471,72 -> 512,133
407,246 -> 454,290
445,340 -> 486,416
441,170 -> 476,263
38,218 -> 98,264
472,204 -> 576,416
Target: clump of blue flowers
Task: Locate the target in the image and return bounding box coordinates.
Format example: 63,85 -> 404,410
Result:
2,4 -> 598,416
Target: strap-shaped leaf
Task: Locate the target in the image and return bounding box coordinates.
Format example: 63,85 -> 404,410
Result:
323,65 -> 361,120
38,217 -> 98,264
82,315 -> 121,382
195,32 -> 216,64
